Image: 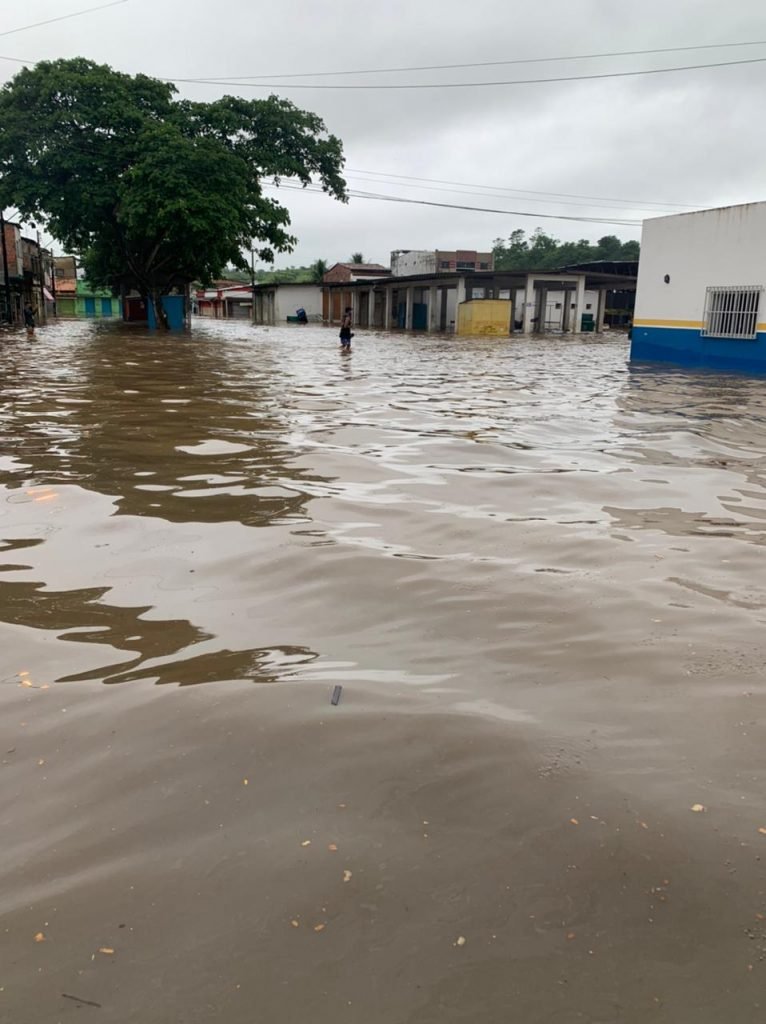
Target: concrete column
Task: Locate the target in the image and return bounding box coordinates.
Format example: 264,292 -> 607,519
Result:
455,277 -> 467,307
535,286 -> 547,333
384,287 -> 392,329
562,290 -> 572,332
572,275 -> 586,333
428,285 -> 438,331
522,275 -> 535,334
351,290 -> 359,327
596,288 -> 608,332
405,286 -> 414,330
440,288 -> 448,331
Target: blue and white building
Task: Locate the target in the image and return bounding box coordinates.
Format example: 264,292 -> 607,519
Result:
631,202 -> 766,373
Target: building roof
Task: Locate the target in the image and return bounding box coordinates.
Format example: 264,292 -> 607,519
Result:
331,262 -> 388,272
324,266 -> 639,289
252,281 -> 321,291
558,260 -> 639,276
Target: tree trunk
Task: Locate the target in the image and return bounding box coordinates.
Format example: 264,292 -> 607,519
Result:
147,289 -> 169,331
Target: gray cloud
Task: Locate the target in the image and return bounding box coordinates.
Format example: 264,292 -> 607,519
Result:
3,0 -> 766,265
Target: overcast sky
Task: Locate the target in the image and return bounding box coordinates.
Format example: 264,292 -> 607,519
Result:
2,0 -> 766,267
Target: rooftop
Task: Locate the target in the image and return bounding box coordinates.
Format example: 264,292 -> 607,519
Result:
331,262 -> 388,272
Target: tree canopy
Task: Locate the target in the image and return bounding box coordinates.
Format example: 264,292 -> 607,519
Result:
0,58 -> 346,325
492,229 -> 639,272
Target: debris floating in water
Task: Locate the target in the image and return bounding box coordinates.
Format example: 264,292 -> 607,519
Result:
343,870 -> 352,883
331,685 -> 343,706
62,993 -> 102,1008
691,804 -> 706,813
455,936 -> 466,947
34,932 -> 46,943
301,840 -> 311,847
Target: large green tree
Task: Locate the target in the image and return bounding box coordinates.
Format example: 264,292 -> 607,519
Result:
0,59 -> 346,327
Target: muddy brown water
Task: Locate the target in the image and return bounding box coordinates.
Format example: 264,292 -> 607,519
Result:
2,319 -> 766,1023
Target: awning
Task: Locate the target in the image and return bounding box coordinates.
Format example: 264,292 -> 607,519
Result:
43,287 -> 54,301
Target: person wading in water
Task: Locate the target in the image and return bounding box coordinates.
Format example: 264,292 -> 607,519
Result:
339,307 -> 353,350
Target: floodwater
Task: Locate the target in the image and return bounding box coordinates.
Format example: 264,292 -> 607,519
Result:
1,319 -> 766,1023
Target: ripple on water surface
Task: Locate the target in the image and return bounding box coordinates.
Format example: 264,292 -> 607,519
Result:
2,320 -> 766,1022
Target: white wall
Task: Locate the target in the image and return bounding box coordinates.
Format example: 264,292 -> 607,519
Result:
511,288 -> 598,329
446,288 -> 457,330
635,202 -> 766,324
391,251 -> 436,277
275,284 -> 323,321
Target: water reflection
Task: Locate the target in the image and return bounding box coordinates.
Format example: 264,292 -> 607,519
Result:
4,321 -> 766,688
61,643 -> 319,686
608,365 -> 766,547
0,322 -> 326,526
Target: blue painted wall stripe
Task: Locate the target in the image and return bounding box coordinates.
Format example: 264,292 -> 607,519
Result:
630,325 -> 766,374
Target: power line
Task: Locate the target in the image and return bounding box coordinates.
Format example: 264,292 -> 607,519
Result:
180,55 -> 766,91
346,168 -> 701,210
0,0 -> 129,40
183,38 -> 766,81
265,182 -> 642,226
344,171 -> 689,213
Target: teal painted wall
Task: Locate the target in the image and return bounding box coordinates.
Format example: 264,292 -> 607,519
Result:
73,281 -> 122,318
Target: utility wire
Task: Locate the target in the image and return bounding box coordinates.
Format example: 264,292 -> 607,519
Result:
343,172 -> 688,213
346,168 -> 701,210
265,182 -> 642,226
185,38 -> 766,81
0,0 -> 129,40
180,55 -> 766,90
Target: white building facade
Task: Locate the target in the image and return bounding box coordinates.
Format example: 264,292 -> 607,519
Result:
390,249 -> 494,277
632,202 -> 766,372
253,283 -> 323,325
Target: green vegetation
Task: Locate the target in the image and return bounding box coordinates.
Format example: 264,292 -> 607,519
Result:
492,229 -> 639,271
256,263 -> 321,284
212,258 -> 328,286
0,58 -> 346,327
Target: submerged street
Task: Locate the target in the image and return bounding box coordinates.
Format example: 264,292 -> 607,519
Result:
2,320 -> 766,1022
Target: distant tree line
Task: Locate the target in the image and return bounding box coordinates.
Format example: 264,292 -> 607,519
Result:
492,229 -> 640,271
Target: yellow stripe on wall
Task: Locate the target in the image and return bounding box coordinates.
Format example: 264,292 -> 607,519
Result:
632,318 -> 703,329
634,318 -> 766,332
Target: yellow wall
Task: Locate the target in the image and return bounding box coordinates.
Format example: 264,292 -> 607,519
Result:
456,299 -> 512,336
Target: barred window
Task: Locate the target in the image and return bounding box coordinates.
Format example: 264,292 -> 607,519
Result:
702,286 -> 762,340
